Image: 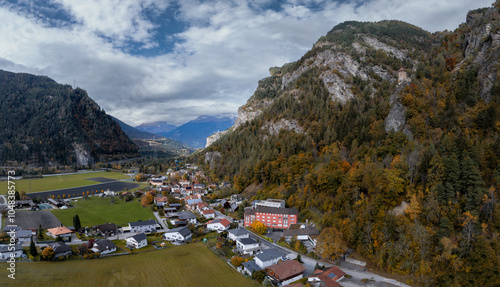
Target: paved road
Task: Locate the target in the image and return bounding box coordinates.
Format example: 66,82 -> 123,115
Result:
26,181 -> 140,200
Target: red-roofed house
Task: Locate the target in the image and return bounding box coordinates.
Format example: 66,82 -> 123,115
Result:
266,260 -> 306,286
154,196 -> 169,207
47,226 -> 73,239
307,266 -> 346,287
196,202 -> 209,213
201,209 -> 216,219
207,218 -> 231,233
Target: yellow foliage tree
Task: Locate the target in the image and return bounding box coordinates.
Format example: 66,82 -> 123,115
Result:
251,220 -> 267,235
316,227 -> 347,261
141,193 -> 154,207
42,246 -> 55,260
231,256 -> 245,267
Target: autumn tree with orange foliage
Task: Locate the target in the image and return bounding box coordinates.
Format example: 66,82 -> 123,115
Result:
316,227 -> 347,261
251,220 -> 267,235
141,192 -> 154,207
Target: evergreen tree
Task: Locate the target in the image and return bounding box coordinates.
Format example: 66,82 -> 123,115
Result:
460,155 -> 486,211
29,239 -> 38,257
73,214 -> 81,232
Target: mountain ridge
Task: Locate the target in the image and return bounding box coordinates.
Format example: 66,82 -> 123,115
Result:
198,2 -> 500,285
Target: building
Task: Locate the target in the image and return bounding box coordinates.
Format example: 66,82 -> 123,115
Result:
283,224 -> 320,247
15,230 -> 32,243
201,209 -> 216,219
254,248 -> 288,269
154,196 -> 169,207
398,67 -> 409,83
163,227 -> 192,242
265,260 -> 306,286
227,227 -> 250,241
244,206 -> 298,229
126,233 -> 148,249
128,220 -> 157,233
96,223 -> 117,236
178,211 -> 198,225
50,242 -> 72,258
253,199 -> 286,209
47,226 -> 73,239
92,239 -> 117,255
0,244 -> 23,259
307,266 -> 346,287
240,260 -> 262,276
206,218 -> 231,233
236,238 -> 260,255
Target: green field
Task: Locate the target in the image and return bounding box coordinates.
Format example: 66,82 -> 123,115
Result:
13,171 -> 130,193
7,243 -> 259,287
51,197 -> 155,227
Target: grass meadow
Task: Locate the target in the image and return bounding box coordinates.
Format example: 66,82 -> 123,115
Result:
51,196 -> 155,227
8,242 -> 259,287
14,171 -> 130,193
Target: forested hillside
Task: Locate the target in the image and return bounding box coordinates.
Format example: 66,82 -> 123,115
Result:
199,2 -> 500,286
0,70 -> 139,166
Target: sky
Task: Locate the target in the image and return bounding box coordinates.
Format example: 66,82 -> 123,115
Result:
0,0 -> 494,126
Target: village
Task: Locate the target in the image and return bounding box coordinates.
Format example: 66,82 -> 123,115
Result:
1,164 -> 408,287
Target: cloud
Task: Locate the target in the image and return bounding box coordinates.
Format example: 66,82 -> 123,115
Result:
0,0 -> 494,127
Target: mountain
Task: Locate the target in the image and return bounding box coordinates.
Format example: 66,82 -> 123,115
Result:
165,114 -> 237,149
0,70 -> 139,166
135,121 -> 177,135
199,2 -> 500,286
112,116 -> 158,140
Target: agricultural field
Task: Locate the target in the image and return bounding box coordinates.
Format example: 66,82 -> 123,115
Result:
8,242 -> 259,287
13,171 -> 131,193
51,197 -> 155,227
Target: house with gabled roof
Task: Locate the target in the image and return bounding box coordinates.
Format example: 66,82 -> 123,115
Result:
154,196 -> 169,207
0,244 -> 23,259
163,227 -> 192,242
128,220 -> 157,233
96,223 -> 117,236
126,233 -> 148,249
47,226 -> 73,239
16,230 -> 32,243
91,239 -> 117,255
254,248 -> 288,269
49,241 -> 72,258
265,260 -> 306,286
227,227 -> 250,241
240,260 -> 262,276
201,209 -> 216,219
307,266 -> 346,287
206,218 -> 231,233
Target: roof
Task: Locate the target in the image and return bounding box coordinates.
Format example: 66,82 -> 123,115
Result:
97,223 -> 117,232
202,209 -> 215,214
197,202 -> 209,209
238,237 -> 258,245
242,261 -> 262,273
178,211 -> 197,220
266,260 -> 306,280
169,203 -> 181,207
16,230 -> 32,238
50,242 -> 72,254
255,248 -> 286,262
129,220 -> 156,227
155,197 -> 169,202
164,227 -> 191,237
130,233 -> 147,242
0,244 -> 23,253
228,227 -> 249,237
310,266 -> 346,287
244,206 -> 298,216
208,218 -> 231,227
283,226 -> 319,237
47,226 -> 73,236
94,239 -> 117,252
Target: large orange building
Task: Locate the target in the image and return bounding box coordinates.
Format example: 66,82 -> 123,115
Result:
244,206 -> 298,229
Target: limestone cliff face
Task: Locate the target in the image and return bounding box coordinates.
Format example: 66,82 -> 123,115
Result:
461,7 -> 500,102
